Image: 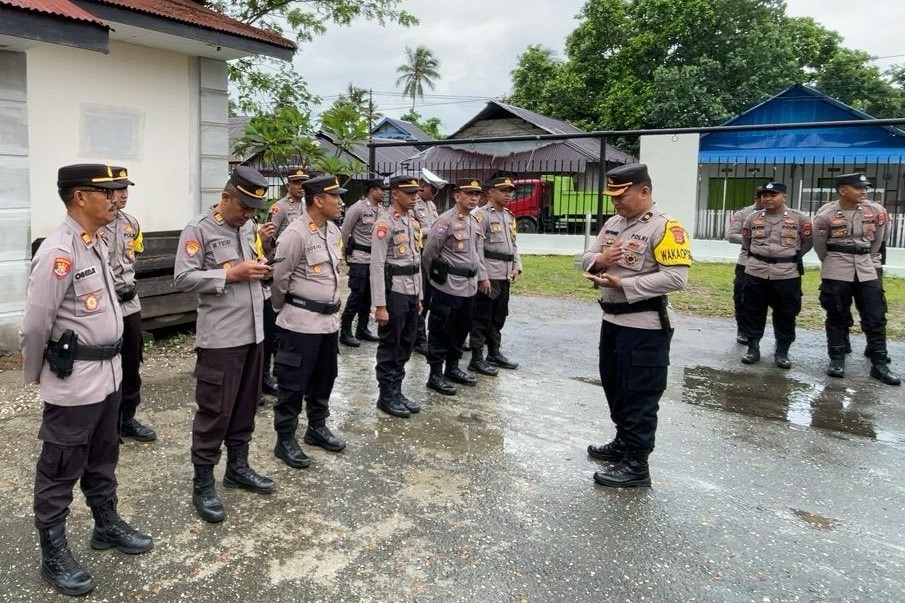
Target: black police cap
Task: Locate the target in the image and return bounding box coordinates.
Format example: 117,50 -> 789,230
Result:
603,163 -> 651,196
761,181 -> 787,194
57,164 -> 130,190
229,165 -> 269,209
835,172 -> 872,188
303,175 -> 347,197
389,176 -> 419,192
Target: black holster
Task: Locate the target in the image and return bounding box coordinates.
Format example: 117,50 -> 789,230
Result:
430,260 -> 448,285
44,329 -> 78,379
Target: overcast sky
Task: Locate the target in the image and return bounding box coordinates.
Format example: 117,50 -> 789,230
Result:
294,0 -> 905,134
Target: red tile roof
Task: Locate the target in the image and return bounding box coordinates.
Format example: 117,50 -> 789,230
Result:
2,0 -> 107,26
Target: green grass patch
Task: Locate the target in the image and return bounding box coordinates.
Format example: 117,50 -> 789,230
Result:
513,255 -> 905,340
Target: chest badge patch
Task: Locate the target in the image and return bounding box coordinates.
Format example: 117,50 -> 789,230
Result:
53,257 -> 72,279
84,293 -> 99,311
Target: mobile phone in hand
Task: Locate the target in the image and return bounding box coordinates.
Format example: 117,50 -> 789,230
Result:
266,257 -> 285,267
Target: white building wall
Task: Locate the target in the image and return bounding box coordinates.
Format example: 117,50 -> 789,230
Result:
639,133 -> 701,238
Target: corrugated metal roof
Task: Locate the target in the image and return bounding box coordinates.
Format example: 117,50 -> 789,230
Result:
372,116 -> 435,142
2,0 -> 106,26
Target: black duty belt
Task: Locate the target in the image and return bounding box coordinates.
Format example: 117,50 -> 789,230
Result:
285,294 -> 341,315
599,296 -> 666,315
826,244 -> 871,255
387,264 -> 420,276
748,252 -> 798,264
350,241 -> 372,253
447,265 -> 477,278
73,338 -> 123,360
116,286 -> 137,303
484,250 -> 515,262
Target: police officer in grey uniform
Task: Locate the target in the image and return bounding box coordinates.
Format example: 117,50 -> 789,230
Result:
726,188 -> 764,344
422,178 -> 491,396
581,164 -> 690,487
468,176 -> 522,375
739,182 -> 812,369
371,176 -> 424,418
412,170 -> 445,356
269,167 -> 308,240
812,172 -> 899,385
339,177 -> 384,347
175,166 -> 276,523
21,164 -> 153,596
104,166 -> 156,441
271,175 -> 348,469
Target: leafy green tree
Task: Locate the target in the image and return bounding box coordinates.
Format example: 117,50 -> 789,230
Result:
398,109 -> 443,139
395,45 -> 441,110
330,84 -> 383,127
233,105 -> 324,181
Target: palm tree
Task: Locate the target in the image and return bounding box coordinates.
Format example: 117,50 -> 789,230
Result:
395,45 -> 440,110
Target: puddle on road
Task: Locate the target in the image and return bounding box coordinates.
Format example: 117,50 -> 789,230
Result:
681,365 -> 904,443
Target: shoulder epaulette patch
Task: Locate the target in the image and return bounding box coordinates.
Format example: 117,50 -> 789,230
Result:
654,220 -> 692,266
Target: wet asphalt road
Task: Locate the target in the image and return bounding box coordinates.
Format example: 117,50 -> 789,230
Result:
0,295 -> 903,602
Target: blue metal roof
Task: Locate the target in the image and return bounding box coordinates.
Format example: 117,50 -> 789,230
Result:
699,85 -> 905,163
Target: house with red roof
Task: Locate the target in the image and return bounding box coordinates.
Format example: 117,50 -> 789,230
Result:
0,0 -> 294,349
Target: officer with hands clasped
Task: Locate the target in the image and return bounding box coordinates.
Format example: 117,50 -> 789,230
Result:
370,176 -> 425,418
270,175 -> 348,469
21,163 -> 153,597
812,172 -> 900,385
175,165 -> 276,523
580,163 -> 690,488
421,178 -> 491,396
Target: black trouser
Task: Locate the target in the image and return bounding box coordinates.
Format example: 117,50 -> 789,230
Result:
415,271 -> 433,346
598,322 -> 672,453
262,297 -> 277,375
469,279 -> 511,350
376,291 -> 419,385
191,343 -> 263,465
819,278 -> 888,362
739,274 -> 801,344
732,263 -> 746,329
273,330 -> 339,436
427,290 -> 473,368
34,389 -> 121,529
120,310 -> 143,417
342,263 -> 372,328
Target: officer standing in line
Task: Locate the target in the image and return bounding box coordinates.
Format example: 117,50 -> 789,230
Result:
260,167 -> 310,397
738,181 -> 812,369
468,176 -> 522,376
175,166 -> 276,523
270,175 -> 348,469
104,166 -> 156,441
581,163 -> 690,488
421,178 -> 491,396
812,172 -> 900,385
370,176 -> 424,418
338,177 -> 384,347
726,187 -> 764,345
412,170 -> 445,356
21,164 -> 153,596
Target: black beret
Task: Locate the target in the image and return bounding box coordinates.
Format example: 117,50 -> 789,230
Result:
835,172 -> 872,187
761,181 -> 787,194
389,176 -> 419,192
57,164 -> 130,190
229,165 -> 269,209
603,163 -> 651,196
303,174 -> 347,196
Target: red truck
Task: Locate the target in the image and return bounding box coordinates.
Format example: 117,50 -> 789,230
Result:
509,174 -> 614,234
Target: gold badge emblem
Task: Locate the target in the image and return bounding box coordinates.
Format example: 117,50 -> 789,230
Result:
398,244 -> 407,254
313,264 -> 322,274
84,294 -> 99,311
457,241 -> 465,250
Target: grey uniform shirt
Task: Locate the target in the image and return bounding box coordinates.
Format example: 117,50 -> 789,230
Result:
370,208 -> 423,307
272,213 -> 342,335
20,215 -> 124,405
174,207 -> 264,348
412,197 -> 439,238
422,207 -> 487,298
104,210 -> 142,317
341,197 -> 380,265
727,203 -> 758,266
741,207 -> 813,280
580,204 -> 690,330
812,200 -> 887,282
474,205 -> 521,280
270,195 -> 305,243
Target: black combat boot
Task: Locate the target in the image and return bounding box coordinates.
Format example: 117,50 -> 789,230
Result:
393,380 -> 421,413
487,346 -> 519,369
736,330 -> 748,345
121,406 -> 156,442
377,382 -> 410,418
38,524 -> 95,596
741,339 -> 760,364
304,424 -> 347,452
825,346 -> 846,378
468,347 -> 498,376
89,500 -> 153,554
340,315 -> 360,347
870,362 -> 901,386
587,437 -> 627,462
426,365 -> 457,396
444,362 -> 477,386
223,444 -> 275,494
274,436 -> 312,469
774,340 -> 792,370
355,319 -> 379,342
192,464 -> 225,523
593,450 -> 652,487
